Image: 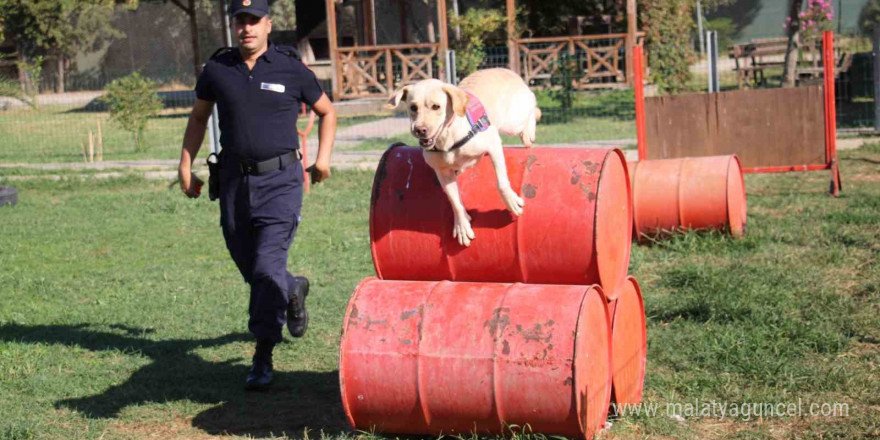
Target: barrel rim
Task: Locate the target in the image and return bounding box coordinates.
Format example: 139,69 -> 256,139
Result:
610,276 -> 647,406
573,284 -> 613,439
369,143 -> 410,279
339,276 -> 381,429
726,155 -> 747,238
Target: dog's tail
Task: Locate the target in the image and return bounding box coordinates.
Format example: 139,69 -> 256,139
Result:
521,106 -> 540,147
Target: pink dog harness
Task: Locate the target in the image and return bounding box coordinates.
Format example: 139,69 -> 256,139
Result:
449,91 -> 491,151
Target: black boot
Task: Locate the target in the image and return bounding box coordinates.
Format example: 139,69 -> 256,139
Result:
287,276 -> 309,338
245,339 -> 274,391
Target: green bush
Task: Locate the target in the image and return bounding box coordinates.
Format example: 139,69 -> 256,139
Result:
101,72 -> 163,152
548,53 -> 578,123
450,8 -> 506,78
0,77 -> 24,102
642,0 -> 695,93
10,56 -> 42,109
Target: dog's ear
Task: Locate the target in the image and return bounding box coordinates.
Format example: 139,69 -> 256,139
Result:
386,85 -> 412,109
441,84 -> 469,117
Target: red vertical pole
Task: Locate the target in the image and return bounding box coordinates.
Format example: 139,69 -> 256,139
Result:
633,45 -> 647,161
822,31 -> 841,196
822,31 -> 837,162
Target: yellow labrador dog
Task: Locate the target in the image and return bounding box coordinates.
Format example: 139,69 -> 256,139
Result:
387,68 -> 541,247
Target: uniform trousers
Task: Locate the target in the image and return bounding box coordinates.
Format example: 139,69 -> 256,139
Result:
219,151 -> 303,344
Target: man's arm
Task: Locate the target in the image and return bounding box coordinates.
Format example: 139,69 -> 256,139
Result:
178,98 -> 215,198
307,93 -> 336,183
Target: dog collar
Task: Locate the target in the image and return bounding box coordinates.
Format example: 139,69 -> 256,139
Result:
449,91 -> 490,151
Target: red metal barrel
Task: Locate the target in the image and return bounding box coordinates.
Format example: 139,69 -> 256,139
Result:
370,145 -> 632,298
608,276 -> 646,406
630,155 -> 746,239
340,278 -> 612,440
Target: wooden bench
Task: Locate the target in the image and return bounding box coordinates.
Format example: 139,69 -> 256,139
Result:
728,37 -> 831,88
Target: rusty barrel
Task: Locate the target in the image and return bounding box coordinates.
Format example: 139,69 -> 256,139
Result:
371,145 -> 632,298
630,155 -> 746,239
608,276 -> 646,406
340,278 -> 612,440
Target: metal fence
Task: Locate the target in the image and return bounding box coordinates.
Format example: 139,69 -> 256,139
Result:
1,3 -> 877,167
690,28 -> 876,131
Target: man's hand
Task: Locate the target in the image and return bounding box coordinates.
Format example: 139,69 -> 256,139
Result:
179,166 -> 204,198
307,160 -> 331,184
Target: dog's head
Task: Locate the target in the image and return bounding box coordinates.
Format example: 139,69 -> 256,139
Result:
386,79 -> 469,151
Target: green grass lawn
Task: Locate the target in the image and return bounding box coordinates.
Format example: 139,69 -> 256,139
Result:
0,146 -> 877,439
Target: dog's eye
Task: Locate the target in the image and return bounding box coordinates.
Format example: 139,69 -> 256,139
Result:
410,104 -> 417,113
432,104 -> 441,111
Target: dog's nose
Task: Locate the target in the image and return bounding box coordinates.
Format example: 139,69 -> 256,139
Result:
415,126 -> 428,137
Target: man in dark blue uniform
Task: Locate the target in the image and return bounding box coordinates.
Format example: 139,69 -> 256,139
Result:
176,0 -> 336,390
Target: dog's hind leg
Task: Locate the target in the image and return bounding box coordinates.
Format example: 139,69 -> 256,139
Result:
436,169 -> 475,247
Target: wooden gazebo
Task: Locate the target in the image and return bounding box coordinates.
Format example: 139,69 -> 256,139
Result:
324,0 -> 640,100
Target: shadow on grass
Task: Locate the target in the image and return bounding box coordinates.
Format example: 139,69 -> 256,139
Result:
0,323 -> 350,438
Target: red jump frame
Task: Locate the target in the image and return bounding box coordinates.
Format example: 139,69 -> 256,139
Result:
633,32 -> 842,196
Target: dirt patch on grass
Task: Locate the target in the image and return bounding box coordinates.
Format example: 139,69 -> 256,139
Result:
849,173 -> 880,182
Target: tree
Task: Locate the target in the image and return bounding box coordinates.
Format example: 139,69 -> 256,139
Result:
270,0 -> 296,30
101,72 -> 164,152
131,0 -> 217,78
639,0 -> 737,93
781,0 -> 805,88
782,0 -> 833,87
0,0 -> 122,93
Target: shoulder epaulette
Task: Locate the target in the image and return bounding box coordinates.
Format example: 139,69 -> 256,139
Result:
210,47 -> 234,59
274,45 -> 301,60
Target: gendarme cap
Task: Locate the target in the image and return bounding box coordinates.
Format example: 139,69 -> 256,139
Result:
230,0 -> 269,18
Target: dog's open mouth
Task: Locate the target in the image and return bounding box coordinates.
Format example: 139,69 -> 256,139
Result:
418,136 -> 438,150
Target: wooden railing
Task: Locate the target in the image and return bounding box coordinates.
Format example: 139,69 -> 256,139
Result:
335,43 -> 440,100
516,33 -> 644,89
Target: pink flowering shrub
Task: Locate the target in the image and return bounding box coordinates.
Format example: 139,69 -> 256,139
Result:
783,0 -> 834,46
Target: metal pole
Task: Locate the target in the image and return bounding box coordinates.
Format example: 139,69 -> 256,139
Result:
707,31 -> 720,93
697,1 -> 705,59
222,0 -> 233,47
874,27 -> 880,132
707,31 -> 714,92
452,0 -> 461,41
713,32 -> 720,92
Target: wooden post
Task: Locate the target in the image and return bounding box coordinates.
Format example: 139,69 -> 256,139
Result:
326,0 -> 340,100
437,0 -> 449,81
399,0 -> 408,44
364,0 -> 376,45
626,0 -> 637,85
506,0 -> 519,74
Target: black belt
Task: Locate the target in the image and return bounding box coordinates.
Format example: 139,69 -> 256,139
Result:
237,150 -> 301,175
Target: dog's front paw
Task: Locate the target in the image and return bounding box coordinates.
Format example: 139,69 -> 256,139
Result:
452,217 -> 476,247
502,190 -> 525,216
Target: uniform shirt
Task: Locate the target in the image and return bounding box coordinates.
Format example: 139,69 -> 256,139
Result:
195,41 -> 324,161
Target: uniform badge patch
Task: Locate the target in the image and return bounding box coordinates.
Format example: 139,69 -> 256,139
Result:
260,83 -> 285,93
243,0 -> 252,6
